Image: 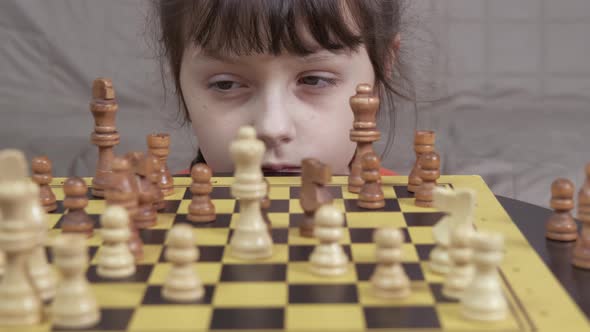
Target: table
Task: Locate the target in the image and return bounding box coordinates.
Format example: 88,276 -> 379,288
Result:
497,195 -> 590,318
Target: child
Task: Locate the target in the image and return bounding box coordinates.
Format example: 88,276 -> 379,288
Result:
151,0 -> 408,175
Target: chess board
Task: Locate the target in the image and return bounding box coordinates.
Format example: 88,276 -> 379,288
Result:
23,175 -> 589,331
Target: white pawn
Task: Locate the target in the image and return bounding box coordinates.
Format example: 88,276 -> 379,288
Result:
309,204 -> 348,276
0,150 -> 42,326
371,228 -> 411,299
97,206 -> 135,279
51,234 -> 100,329
229,126 -> 273,260
442,226 -> 475,299
162,224 -> 204,302
461,231 -> 507,321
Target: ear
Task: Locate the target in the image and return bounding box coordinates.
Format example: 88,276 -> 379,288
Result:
384,33 -> 401,78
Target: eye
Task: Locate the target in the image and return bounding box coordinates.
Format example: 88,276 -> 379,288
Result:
297,75 -> 338,88
209,80 -> 244,91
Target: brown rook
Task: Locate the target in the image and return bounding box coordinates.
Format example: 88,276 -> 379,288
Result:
147,133 -> 174,197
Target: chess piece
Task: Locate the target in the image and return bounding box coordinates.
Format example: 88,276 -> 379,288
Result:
131,153 -> 159,229
309,204 -> 348,276
31,156 -> 57,212
229,126 -> 273,260
0,149 -> 42,326
0,251 -> 4,277
105,156 -> 144,261
461,231 -> 507,321
371,227 -> 411,299
261,178 -> 272,233
415,151 -> 440,208
408,130 -> 435,193
546,178 -> 578,241
97,206 -> 135,279
572,163 -> 590,269
358,152 -> 385,209
187,163 -> 216,223
348,84 -> 380,193
61,177 -> 95,237
300,158 -> 333,237
430,187 -> 476,275
162,224 -> 204,302
147,155 -> 166,211
90,78 -> 120,197
147,133 -> 175,196
51,234 -> 100,329
443,226 -> 475,299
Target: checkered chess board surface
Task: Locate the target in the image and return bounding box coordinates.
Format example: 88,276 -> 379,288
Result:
35,175 -> 581,332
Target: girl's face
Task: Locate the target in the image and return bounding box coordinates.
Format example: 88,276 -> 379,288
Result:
180,39 -> 375,174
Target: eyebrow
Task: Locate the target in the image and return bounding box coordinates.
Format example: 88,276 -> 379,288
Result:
198,48 -> 349,65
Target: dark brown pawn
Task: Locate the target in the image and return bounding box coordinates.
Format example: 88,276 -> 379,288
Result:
61,177 -> 94,237
408,131 -> 436,193
90,78 -> 120,197
133,153 -> 159,229
31,156 -> 57,212
414,151 -> 441,208
546,178 -> 578,241
348,84 -> 380,193
573,163 -> 590,269
358,152 -> 385,209
261,178 -> 272,233
300,158 -> 333,237
147,133 -> 174,197
105,156 -> 143,261
187,163 -> 216,223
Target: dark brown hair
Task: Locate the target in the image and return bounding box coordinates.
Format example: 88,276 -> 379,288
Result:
150,0 -> 412,158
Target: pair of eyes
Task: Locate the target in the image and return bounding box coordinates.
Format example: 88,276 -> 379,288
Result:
209,75 -> 338,91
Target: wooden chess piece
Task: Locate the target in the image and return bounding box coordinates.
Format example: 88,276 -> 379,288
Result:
0,149 -> 42,326
61,177 -> 95,237
261,178 -> 272,233
358,152 -> 385,209
348,84 -> 380,193
309,204 -> 348,276
132,153 -> 159,229
147,133 -> 174,196
105,156 -> 144,261
90,78 -> 120,197
371,227 -> 411,299
31,155 -> 57,212
162,224 -> 204,302
229,126 -> 273,260
572,163 -> 590,269
51,234 -> 100,329
443,226 -> 475,299
408,130 -> 436,193
415,151 -> 440,208
461,232 -> 507,321
546,178 -> 578,241
97,206 -> 136,279
187,163 -> 216,223
300,158 -> 333,237
147,155 -> 166,211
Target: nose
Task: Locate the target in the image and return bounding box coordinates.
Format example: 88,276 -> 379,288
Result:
253,88 -> 296,149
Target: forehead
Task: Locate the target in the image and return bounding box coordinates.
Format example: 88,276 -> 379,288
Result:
181,0 -> 363,57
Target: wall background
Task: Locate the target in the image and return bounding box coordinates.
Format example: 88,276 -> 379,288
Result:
0,0 -> 588,208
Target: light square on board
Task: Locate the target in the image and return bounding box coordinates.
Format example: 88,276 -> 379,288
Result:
212,282 -> 287,307
357,281 -> 435,306
345,212 -> 406,228
129,306 -> 212,331
92,283 -> 147,308
148,262 -> 221,285
286,305 -> 365,331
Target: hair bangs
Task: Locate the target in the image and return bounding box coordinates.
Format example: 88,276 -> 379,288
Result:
183,0 -> 364,56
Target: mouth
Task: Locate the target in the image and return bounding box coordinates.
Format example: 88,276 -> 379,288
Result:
262,164 -> 301,173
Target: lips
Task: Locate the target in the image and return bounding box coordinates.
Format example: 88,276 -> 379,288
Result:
262,164 -> 301,173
